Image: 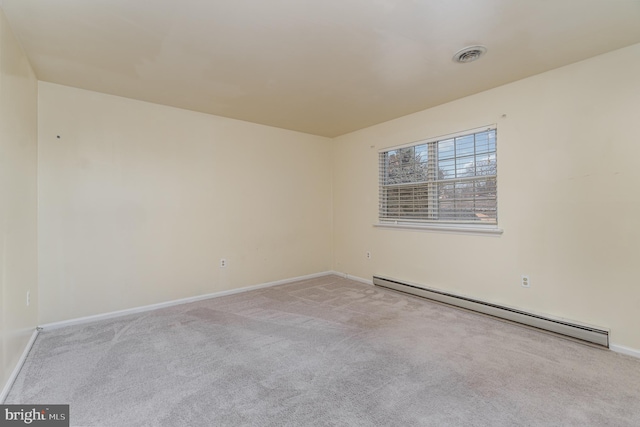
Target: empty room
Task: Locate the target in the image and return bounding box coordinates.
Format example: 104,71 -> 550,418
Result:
1,0 -> 640,425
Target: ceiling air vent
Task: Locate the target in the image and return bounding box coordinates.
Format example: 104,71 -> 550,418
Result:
453,45 -> 487,63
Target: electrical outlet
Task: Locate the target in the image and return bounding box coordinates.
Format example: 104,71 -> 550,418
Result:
521,275 -> 531,288
26,290 -> 30,306
366,251 -> 371,260
220,258 -> 227,268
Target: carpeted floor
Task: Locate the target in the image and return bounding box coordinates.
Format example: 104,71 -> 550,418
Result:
6,275 -> 640,426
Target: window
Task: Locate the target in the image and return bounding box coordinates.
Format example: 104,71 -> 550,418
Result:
378,126 -> 497,227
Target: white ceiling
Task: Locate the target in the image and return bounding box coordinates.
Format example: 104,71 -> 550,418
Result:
3,1 -> 640,137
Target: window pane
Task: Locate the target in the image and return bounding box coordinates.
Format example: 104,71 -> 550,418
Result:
438,159 -> 455,179
455,135 -> 474,157
438,182 -> 455,200
455,201 -> 476,220
437,202 -> 456,220
384,145 -> 434,184
488,130 -> 496,152
438,139 -> 455,160
415,144 -> 428,162
475,133 -> 490,154
398,147 -> 414,165
456,155 -> 475,177
475,158 -> 496,176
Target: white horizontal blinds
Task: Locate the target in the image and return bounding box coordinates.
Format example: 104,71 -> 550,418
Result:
379,127 -> 497,224
379,143 -> 433,220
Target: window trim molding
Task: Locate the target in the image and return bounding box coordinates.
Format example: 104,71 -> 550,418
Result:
374,221 -> 504,236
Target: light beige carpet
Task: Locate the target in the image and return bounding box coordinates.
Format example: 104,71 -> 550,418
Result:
6,275 -> 640,426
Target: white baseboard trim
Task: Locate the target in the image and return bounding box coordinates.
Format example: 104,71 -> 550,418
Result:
610,344 -> 640,359
1,328 -> 40,403
40,271 -> 335,331
331,271 -> 373,286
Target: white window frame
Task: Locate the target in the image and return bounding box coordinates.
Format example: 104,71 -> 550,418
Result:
376,125 -> 503,235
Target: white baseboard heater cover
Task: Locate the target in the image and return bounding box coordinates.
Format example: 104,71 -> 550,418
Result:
373,276 -> 609,347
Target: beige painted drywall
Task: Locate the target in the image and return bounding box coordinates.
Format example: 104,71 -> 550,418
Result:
37,82 -> 332,324
0,9 -> 38,392
332,43 -> 640,350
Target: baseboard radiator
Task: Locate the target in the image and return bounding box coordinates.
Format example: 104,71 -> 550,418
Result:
373,276 -> 609,347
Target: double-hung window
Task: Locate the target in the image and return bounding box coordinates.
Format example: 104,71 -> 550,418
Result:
378,126 -> 497,228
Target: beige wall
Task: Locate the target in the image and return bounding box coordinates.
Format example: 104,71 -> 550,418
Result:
333,43 -> 640,350
37,82 -> 332,324
0,9 -> 38,392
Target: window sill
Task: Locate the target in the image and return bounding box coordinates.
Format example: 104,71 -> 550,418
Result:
374,222 -> 504,236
